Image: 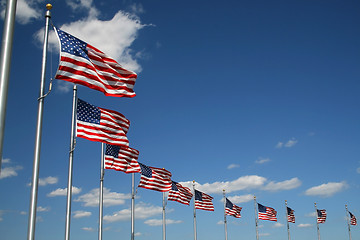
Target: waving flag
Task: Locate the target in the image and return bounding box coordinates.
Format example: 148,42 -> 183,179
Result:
287,207 -> 295,223
225,198 -> 242,218
317,209 -> 327,223
54,28 -> 137,97
138,163 -> 172,192
258,203 -> 277,221
104,144 -> 140,173
76,99 -> 129,146
168,181 -> 193,205
194,190 -> 214,211
349,212 -> 357,226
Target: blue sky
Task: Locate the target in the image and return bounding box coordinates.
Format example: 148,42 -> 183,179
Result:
0,0 -> 360,240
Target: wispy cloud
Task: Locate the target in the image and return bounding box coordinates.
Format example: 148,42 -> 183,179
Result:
47,186 -> 81,197
227,194 -> 253,204
75,188 -> 130,207
0,165 -> 23,179
144,219 -> 183,226
227,164 -> 240,170
33,176 -> 58,186
104,202 -> 164,223
298,223 -> 312,228
262,178 -> 302,191
82,227 -> 95,232
255,157 -> 271,164
273,222 -> 283,228
304,181 -> 348,197
73,210 -> 92,219
0,0 -> 42,24
276,138 -> 298,148
37,206 -> 50,212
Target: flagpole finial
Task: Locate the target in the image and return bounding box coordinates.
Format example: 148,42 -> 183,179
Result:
46,3 -> 52,10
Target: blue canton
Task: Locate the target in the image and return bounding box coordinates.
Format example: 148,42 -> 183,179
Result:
226,198 -> 233,209
171,181 -> 178,191
139,163 -> 152,177
57,28 -> 90,61
258,203 -> 266,213
77,99 -> 101,124
194,190 -> 202,201
105,144 -> 120,158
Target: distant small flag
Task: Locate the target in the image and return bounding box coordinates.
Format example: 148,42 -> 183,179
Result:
349,212 -> 357,226
225,198 -> 242,218
287,207 -> 295,223
168,181 -> 193,205
54,28 -> 137,97
76,99 -> 130,146
194,190 -> 214,211
317,209 -> 327,223
104,144 -> 140,173
138,163 -> 172,192
258,203 -> 277,221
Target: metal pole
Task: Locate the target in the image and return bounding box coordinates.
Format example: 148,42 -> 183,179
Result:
254,196 -> 259,240
162,192 -> 166,240
27,5 -> 52,240
345,205 -> 352,240
315,203 -> 320,240
285,200 -> 291,240
193,181 -> 197,240
0,0 -> 17,167
98,143 -> 105,240
223,190 -> 228,240
131,173 -> 135,240
64,85 -> 77,240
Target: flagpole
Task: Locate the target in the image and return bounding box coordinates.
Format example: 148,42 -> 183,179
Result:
193,181 -> 197,240
0,0 -> 17,166
131,173 -> 135,240
315,202 -> 320,240
223,190 -> 228,240
285,200 -> 291,240
254,196 -> 259,240
27,5 -> 52,240
345,205 -> 352,240
64,85 -> 77,240
98,143 -> 105,240
162,191 -> 166,240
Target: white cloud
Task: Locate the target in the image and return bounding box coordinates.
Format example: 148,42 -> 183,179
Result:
259,233 -> 270,236
65,0 -> 99,18
181,175 -> 267,194
75,188 -> 130,207
273,222 -> 283,228
47,186 -> 81,197
227,194 -> 253,204
255,157 -> 270,164
37,206 -> 50,212
144,219 -> 183,226
20,211 -> 27,215
275,142 -> 283,148
73,210 -> 91,219
217,220 -> 224,225
104,202 -> 163,223
2,158 -> 10,164
276,138 -> 298,148
82,227 -> 95,232
262,178 -> 302,191
298,223 -> 312,228
227,164 -> 240,170
304,181 -> 348,197
0,165 -> 23,179
134,232 -> 142,237
0,0 -> 42,24
38,176 -> 58,186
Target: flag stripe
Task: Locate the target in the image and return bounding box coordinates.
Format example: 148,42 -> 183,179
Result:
104,145 -> 140,173
225,198 -> 242,218
317,209 -> 327,223
195,190 -> 214,211
138,163 -> 172,192
168,181 -> 193,205
258,203 -> 277,221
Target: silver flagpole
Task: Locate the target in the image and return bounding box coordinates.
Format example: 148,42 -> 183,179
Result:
315,203 -> 320,240
0,0 -> 17,167
27,5 -> 52,240
131,173 -> 135,240
254,196 -> 259,240
64,85 -> 77,240
223,190 -> 228,240
98,143 -> 105,240
285,200 -> 291,240
193,181 -> 197,240
162,192 -> 166,240
345,205 -> 352,240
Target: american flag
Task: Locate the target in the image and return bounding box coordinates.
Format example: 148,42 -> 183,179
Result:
168,181 -> 193,205
317,209 -> 327,223
258,203 -> 277,221
225,198 -> 242,218
349,211 -> 357,226
104,144 -> 140,173
54,28 -> 137,97
76,99 -> 130,147
138,163 -> 172,192
287,207 -> 295,223
194,190 -> 214,211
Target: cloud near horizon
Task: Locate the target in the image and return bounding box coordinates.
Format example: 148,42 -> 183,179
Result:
304,181 -> 348,197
